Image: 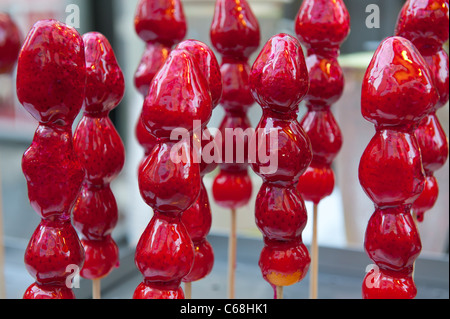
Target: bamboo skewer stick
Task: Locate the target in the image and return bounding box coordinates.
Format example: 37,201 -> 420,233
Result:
228,208 -> 237,299
184,282 -> 192,299
276,286 -> 283,299
92,279 -> 101,299
0,167 -> 6,299
309,203 -> 319,299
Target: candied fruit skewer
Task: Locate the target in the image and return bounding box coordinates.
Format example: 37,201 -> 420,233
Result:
395,0 -> 449,223
72,32 -> 125,299
133,0 -> 187,156
210,0 -> 260,298
133,48 -> 212,299
249,33 -> 312,299
0,12 -> 21,299
16,20 -> 86,299
294,0 -> 350,299
175,39 -> 222,298
359,36 -> 438,299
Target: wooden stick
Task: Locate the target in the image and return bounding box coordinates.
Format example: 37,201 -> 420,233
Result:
228,208 -> 237,299
0,167 -> 6,299
276,286 -> 283,299
92,279 -> 101,299
184,281 -> 192,299
309,203 -> 318,299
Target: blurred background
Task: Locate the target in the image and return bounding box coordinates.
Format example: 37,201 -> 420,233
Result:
0,0 -> 448,298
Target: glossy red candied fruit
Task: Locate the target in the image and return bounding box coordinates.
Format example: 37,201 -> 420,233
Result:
212,169 -> 252,209
141,48 -> 212,139
249,33 -> 311,289
361,37 -> 437,129
294,0 -> 349,204
135,47 -> 212,298
24,219 -> 85,286
181,182 -> 212,243
73,184 -> 118,240
134,213 -> 195,286
359,36 -> 434,299
259,239 -> 310,287
210,0 -> 260,60
210,0 -> 260,210
17,19 -> 86,299
362,206 -> 421,299
72,31 -> 125,280
133,0 -> 187,160
395,0 -> 449,222
255,183 -> 307,241
422,49 -> 449,110
16,19 -> 86,126
359,128 -> 425,207
250,34 -> 309,114
219,61 -> 254,113
74,116 -> 125,185
294,0 -> 350,54
134,42 -> 170,97
0,12 -> 22,74
23,283 -> 76,299
80,236 -> 119,279
134,0 -> 186,47
250,115 -> 312,185
138,141 -> 201,215
22,125 -> 84,220
175,39 -> 222,109
364,206 -> 421,273
181,181 -> 214,284
133,282 -> 185,299
395,0 -> 449,56
82,32 -> 125,115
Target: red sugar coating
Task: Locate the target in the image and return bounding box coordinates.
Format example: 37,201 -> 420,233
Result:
24,219 -> 85,285
359,36 -> 433,299
250,33 -> 311,288
82,32 -> 125,115
0,13 -> 22,74
138,141 -> 201,215
134,213 -> 194,284
210,0 -> 260,60
16,19 -> 86,126
294,0 -> 350,53
395,0 -> 449,222
250,33 -> 309,113
361,37 -> 437,129
395,0 -> 449,55
22,125 -> 84,220
175,39 -> 222,109
134,0 -> 186,47
141,49 -> 212,139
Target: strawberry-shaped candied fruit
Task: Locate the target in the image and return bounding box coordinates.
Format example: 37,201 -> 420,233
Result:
72,32 -> 125,281
294,0 -> 350,205
16,20 -> 86,299
133,0 -> 187,157
249,33 -> 312,295
359,36 -> 438,299
133,47 -> 212,299
174,39 -> 222,287
0,12 -> 22,74
395,0 -> 449,222
210,0 -> 260,209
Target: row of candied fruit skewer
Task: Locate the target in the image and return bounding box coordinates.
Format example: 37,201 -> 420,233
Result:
0,0 -> 447,299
